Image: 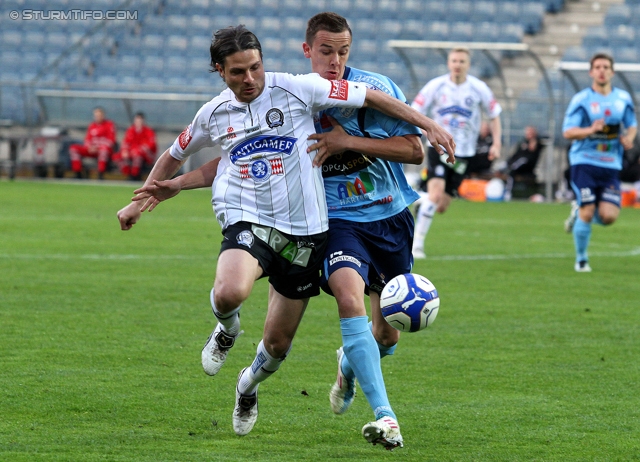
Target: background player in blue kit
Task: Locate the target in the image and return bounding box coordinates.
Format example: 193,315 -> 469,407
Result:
304,12 -> 427,450
563,53 -> 637,272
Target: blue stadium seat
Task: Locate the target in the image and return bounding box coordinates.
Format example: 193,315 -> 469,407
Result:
139,56 -> 164,75
351,18 -> 378,40
398,20 -> 425,40
607,25 -> 635,49
166,56 -> 188,74
351,0 -> 376,18
43,32 -> 69,53
166,35 -> 189,54
142,34 -> 165,52
1,31 -> 22,52
258,0 -> 280,11
474,22 -> 499,43
604,4 -> 631,26
474,2 -> 498,24
494,2 -> 520,25
449,22 -> 474,42
398,0 -> 425,20
379,20 -> 403,38
520,2 -> 546,34
423,21 -> 450,41
581,26 -> 608,49
562,46 -> 588,62
167,15 -> 188,31
376,0 -> 401,19
500,23 -> 524,43
613,47 -> 638,64
447,1 -> 472,23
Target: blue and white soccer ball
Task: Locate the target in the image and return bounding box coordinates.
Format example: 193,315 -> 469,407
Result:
380,273 -> 440,333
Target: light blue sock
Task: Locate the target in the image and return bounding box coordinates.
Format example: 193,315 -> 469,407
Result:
341,322 -> 397,379
340,316 -> 396,420
573,217 -> 591,263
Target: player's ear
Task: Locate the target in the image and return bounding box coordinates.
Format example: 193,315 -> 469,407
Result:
215,63 -> 224,78
302,43 -> 311,58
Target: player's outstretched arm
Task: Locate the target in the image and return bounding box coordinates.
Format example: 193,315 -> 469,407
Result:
362,88 -> 456,163
308,116 -> 424,167
116,148 -> 184,230
132,157 -> 221,212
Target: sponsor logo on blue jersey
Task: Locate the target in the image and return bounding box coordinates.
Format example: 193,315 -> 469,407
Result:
230,135 -> 296,163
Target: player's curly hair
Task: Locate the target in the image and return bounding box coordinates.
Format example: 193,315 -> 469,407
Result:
305,12 -> 352,46
209,25 -> 263,74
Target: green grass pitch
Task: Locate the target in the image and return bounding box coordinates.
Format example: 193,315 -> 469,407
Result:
1,180 -> 639,461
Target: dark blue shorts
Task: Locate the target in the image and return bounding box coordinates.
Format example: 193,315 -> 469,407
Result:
570,164 -> 621,207
321,208 -> 415,296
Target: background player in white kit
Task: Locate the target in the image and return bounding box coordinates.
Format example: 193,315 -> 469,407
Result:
411,48 -> 502,259
116,26 -> 455,439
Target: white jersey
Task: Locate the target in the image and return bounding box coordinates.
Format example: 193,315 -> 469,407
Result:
170,72 -> 367,236
411,74 -> 501,157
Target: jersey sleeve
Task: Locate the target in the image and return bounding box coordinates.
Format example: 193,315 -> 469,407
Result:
621,92 -> 637,128
562,93 -> 587,132
479,82 -> 502,119
169,105 -> 215,161
295,73 -> 367,112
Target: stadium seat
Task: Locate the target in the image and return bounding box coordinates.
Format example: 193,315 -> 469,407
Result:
493,2 -> 520,26
581,26 -> 608,49
607,25 -> 635,49
562,46 -> 588,62
613,47 -> 638,64
142,34 -> 165,51
1,31 -> 22,52
449,22 -> 474,42
604,4 -> 631,26
520,2 -> 546,34
474,2 -> 498,24
447,1 -> 472,23
474,22 -> 499,43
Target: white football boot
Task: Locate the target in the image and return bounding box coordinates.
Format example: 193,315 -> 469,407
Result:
574,260 -> 592,272
329,347 -> 357,414
233,368 -> 259,436
564,200 -> 579,233
362,416 -> 404,450
201,323 -> 238,376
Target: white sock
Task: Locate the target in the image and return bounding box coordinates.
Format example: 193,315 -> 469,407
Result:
210,288 -> 241,336
238,340 -> 290,395
413,198 -> 436,251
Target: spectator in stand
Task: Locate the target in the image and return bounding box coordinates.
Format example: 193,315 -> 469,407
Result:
501,125 -> 543,201
117,112 -> 157,181
69,107 -> 116,179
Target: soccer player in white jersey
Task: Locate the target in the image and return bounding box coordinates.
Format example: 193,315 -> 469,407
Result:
116,26 -> 455,438
411,48 -> 502,259
562,53 -> 636,272
301,12 -> 424,450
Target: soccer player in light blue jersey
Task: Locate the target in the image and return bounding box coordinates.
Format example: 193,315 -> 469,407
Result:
563,53 -> 637,272
303,12 -> 437,450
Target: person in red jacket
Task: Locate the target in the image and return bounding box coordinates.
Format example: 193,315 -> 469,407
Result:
117,112 -> 157,181
69,107 -> 116,179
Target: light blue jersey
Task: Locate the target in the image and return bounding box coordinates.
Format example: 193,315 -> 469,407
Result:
563,87 -> 637,170
314,66 -> 421,222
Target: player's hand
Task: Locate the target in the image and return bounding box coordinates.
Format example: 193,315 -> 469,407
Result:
620,134 -> 635,151
132,179 -> 181,212
117,202 -> 142,231
424,122 -> 456,164
307,116 -> 349,167
488,143 -> 501,161
591,119 -> 606,133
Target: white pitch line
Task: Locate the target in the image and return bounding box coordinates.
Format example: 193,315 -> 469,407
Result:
1,248 -> 639,262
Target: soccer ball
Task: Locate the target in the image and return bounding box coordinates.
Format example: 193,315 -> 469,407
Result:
380,273 -> 439,333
